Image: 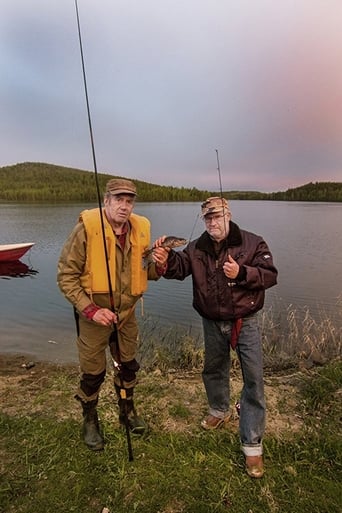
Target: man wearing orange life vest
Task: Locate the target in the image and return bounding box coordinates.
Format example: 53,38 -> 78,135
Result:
57,178 -> 167,451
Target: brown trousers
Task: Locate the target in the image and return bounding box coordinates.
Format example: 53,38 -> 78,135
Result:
76,311 -> 139,402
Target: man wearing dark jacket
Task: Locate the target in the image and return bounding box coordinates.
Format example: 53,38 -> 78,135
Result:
154,196 -> 277,478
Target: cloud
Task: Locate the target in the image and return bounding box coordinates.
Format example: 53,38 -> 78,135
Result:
0,0 -> 341,192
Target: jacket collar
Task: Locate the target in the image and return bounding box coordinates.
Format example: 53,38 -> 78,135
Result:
195,221 -> 242,255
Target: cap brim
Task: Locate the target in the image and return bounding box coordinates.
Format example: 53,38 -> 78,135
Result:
109,189 -> 137,196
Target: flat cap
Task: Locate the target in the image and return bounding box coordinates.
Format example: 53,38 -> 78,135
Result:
106,178 -> 137,196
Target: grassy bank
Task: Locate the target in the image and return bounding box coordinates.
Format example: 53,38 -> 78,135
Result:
0,354 -> 341,513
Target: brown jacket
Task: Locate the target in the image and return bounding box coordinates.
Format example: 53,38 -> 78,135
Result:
164,221 -> 278,321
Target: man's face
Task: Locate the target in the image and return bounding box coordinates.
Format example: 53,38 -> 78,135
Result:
104,194 -> 135,225
204,212 -> 230,241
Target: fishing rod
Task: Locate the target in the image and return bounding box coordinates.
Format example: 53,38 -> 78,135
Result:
74,0 -> 110,286
74,0 -> 133,462
215,149 -> 229,239
215,149 -> 241,348
182,151 -> 224,244
215,149 -> 224,199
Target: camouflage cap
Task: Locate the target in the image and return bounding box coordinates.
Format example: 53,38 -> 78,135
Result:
201,196 -> 230,217
106,178 -> 137,196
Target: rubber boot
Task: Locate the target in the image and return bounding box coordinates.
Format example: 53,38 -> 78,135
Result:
115,385 -> 147,435
80,399 -> 104,451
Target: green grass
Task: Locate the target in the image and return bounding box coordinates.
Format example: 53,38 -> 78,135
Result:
0,415 -> 340,512
0,360 -> 341,513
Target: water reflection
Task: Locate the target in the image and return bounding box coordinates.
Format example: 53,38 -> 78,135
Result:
0,260 -> 39,279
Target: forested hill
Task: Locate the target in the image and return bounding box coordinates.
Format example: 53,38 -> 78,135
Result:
0,162 -> 213,202
0,162 -> 341,202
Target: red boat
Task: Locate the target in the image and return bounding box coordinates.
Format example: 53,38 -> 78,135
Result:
0,243 -> 35,262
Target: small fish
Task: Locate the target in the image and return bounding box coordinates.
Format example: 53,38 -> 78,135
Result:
142,235 -> 187,267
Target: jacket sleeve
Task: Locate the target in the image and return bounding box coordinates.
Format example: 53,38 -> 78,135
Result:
163,246 -> 193,281
57,222 -> 93,312
238,237 -> 278,290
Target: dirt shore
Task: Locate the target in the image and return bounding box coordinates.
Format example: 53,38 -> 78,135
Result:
0,352 -> 305,435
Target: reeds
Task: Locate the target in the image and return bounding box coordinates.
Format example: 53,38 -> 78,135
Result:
138,300 -> 342,372
261,299 -> 341,371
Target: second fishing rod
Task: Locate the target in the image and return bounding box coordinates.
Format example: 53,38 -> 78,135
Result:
214,149 -> 241,347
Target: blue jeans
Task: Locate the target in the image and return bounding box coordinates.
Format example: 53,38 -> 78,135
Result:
202,314 -> 265,456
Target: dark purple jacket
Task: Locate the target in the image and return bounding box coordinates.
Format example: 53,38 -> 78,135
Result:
164,221 -> 278,321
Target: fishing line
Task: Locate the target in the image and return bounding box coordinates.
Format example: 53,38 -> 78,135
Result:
74,0 -> 133,461
187,150 -> 225,244
188,213 -> 200,242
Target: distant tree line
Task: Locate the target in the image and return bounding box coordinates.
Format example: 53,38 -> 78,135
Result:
266,182 -> 342,202
0,162 -> 341,203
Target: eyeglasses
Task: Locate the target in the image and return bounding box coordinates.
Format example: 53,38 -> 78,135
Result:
204,214 -> 226,224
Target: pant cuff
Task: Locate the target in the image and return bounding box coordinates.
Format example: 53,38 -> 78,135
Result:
241,443 -> 263,457
209,407 -> 230,419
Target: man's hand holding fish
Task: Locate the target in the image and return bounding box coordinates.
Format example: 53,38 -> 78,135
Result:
144,235 -> 187,271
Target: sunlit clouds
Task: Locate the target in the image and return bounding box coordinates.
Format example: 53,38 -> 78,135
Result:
0,0 -> 341,191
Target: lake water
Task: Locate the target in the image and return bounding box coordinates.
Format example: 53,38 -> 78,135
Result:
1,201 -> 341,363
